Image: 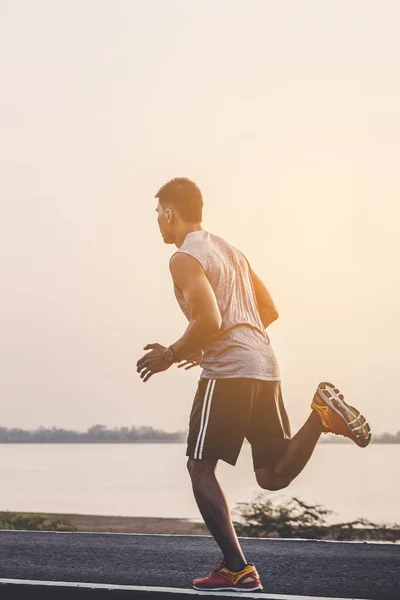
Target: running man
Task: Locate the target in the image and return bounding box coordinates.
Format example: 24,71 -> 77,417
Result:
136,177 -> 371,592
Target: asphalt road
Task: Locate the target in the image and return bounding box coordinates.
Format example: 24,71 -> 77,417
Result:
0,531 -> 399,600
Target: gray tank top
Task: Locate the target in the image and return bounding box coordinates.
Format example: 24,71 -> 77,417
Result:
172,230 -> 280,381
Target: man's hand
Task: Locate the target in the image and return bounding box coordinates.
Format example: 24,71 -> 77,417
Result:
136,343 -> 172,383
176,349 -> 203,370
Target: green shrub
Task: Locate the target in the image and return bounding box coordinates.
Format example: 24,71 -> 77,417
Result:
233,495 -> 400,541
0,511 -> 76,531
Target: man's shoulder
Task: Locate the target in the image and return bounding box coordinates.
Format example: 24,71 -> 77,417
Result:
210,233 -> 249,263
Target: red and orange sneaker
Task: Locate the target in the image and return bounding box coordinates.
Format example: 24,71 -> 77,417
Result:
192,559 -> 263,591
311,381 -> 372,447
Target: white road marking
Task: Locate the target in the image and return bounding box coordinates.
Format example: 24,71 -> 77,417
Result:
0,578 -> 371,600
0,530 -> 397,543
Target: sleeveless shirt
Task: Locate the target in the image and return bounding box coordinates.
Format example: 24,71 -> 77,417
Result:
172,230 -> 280,381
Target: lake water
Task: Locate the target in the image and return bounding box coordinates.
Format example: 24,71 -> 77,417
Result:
1,443 -> 399,526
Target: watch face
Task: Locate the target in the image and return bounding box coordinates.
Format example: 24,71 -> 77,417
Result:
165,348 -> 174,362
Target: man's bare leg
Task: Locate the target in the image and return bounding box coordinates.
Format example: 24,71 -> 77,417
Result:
187,457 -> 247,572
256,410 -> 323,490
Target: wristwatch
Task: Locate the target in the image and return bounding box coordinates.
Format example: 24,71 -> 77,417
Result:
164,346 -> 175,364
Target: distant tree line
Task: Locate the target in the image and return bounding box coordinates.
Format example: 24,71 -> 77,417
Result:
0,425 -> 398,443
0,424 -> 186,443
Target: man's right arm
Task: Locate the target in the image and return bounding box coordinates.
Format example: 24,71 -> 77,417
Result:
250,267 -> 279,328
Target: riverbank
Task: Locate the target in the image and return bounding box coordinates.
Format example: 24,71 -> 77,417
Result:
1,511 -> 399,541
58,513 -> 209,534
0,511 -> 208,535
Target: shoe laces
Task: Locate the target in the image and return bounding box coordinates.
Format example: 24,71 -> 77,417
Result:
209,559 -> 250,585
208,559 -> 225,577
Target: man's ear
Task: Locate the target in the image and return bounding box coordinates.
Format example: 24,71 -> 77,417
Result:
166,207 -> 173,223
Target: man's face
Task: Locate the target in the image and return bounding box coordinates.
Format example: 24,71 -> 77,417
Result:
156,201 -> 174,244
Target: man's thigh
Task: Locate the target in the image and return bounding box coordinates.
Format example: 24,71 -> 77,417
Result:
246,380 -> 292,471
186,378 -> 256,467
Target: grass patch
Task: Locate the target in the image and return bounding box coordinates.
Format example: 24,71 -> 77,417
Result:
0,511 -> 76,531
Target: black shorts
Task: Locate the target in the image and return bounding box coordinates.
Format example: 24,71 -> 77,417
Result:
186,378 -> 291,470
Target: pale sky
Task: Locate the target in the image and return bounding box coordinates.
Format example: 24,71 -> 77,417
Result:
1,0 -> 399,435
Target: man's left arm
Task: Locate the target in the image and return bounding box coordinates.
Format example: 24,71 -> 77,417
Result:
136,253 -> 221,382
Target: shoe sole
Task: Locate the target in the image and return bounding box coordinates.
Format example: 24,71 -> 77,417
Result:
193,584 -> 263,592
316,382 -> 372,448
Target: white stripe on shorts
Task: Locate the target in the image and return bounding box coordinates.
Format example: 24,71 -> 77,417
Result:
198,379 -> 216,460
193,379 -> 214,460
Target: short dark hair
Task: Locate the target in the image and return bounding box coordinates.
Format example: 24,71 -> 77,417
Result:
155,177 -> 203,223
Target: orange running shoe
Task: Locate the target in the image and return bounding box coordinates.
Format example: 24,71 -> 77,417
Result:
192,559 -> 263,591
311,381 -> 371,447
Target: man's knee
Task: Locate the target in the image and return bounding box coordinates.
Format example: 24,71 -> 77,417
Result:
255,469 -> 291,491
187,457 -> 217,484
